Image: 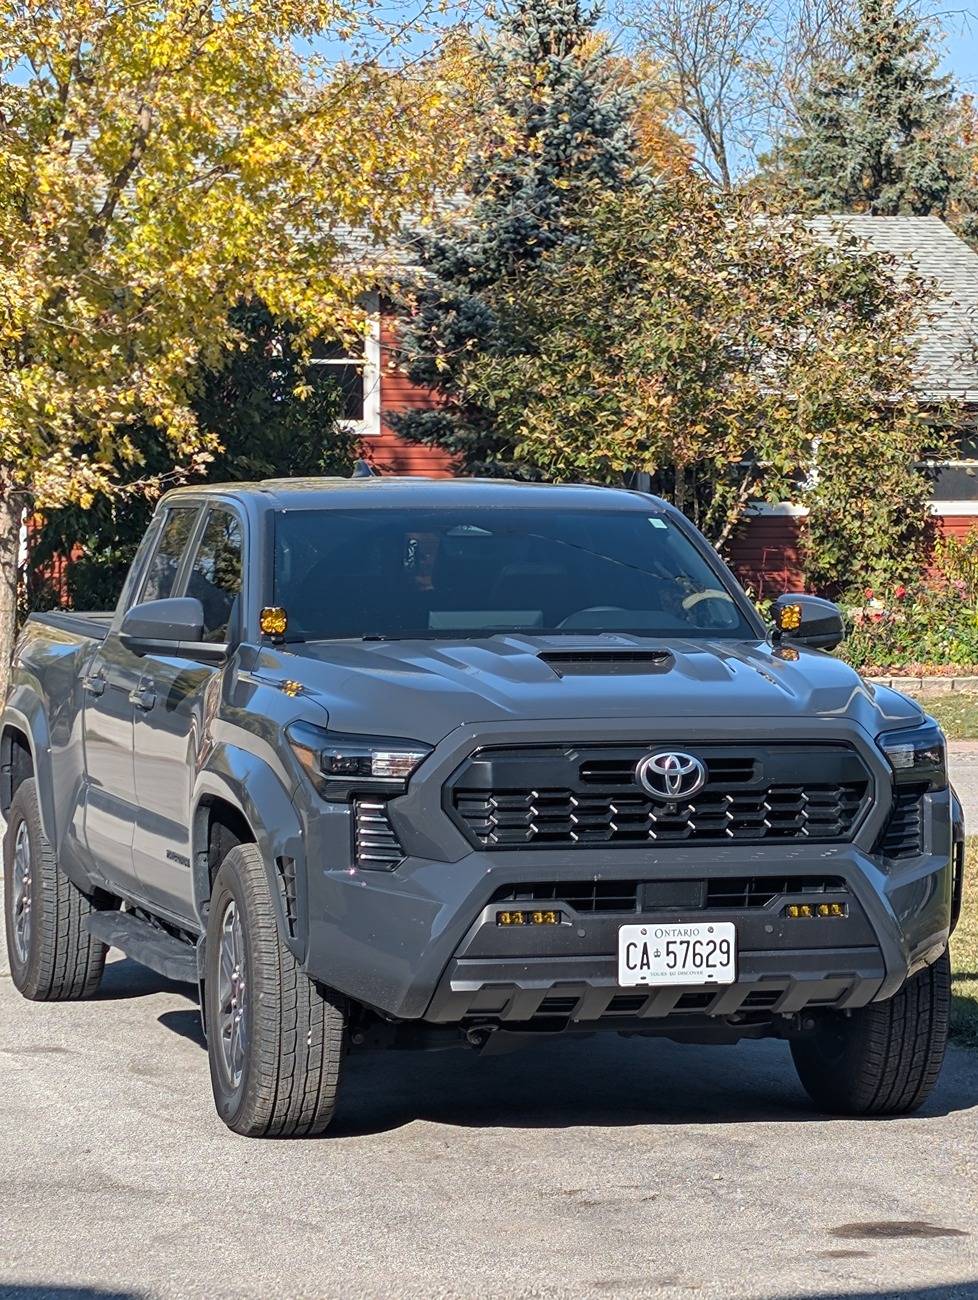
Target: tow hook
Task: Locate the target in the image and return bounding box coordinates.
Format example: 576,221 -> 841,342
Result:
464,1025 -> 496,1050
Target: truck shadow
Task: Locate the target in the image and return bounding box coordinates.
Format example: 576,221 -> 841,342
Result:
96,956 -> 195,1004
147,981 -> 978,1134
329,1034 -> 978,1136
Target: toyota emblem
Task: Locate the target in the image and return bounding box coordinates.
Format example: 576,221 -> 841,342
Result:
636,751 -> 707,801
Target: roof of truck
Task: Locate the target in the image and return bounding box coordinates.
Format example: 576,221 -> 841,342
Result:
160,476 -> 670,513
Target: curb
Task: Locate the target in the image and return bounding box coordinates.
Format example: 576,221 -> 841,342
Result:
867,675 -> 978,694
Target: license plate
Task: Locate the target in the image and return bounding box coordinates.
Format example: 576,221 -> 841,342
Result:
618,922 -> 737,987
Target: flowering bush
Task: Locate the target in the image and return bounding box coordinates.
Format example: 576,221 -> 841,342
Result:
840,530 -> 978,674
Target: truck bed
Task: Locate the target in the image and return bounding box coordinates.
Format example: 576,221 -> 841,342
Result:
27,610 -> 113,642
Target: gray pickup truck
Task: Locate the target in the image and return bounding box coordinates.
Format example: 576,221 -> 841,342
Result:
2,475 -> 965,1136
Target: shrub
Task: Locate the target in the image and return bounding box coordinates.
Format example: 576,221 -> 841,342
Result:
841,530 -> 978,672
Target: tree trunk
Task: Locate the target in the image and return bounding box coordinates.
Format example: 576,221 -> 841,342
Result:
0,489 -> 23,706
673,463 -> 687,516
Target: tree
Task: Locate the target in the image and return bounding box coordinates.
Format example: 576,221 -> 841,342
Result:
769,0 -> 978,236
457,179 -> 944,590
620,0 -> 855,187
29,303 -> 354,610
389,0 -> 640,474
0,0 -> 462,698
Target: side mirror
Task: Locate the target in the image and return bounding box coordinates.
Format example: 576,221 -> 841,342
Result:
771,593 -> 846,652
120,597 -> 205,655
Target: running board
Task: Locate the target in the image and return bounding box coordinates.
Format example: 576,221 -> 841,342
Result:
84,911 -> 198,984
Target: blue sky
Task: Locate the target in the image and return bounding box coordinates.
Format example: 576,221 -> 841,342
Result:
941,4 -> 978,91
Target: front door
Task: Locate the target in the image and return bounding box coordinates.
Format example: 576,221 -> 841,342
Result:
82,505 -> 199,895
132,506 -> 243,919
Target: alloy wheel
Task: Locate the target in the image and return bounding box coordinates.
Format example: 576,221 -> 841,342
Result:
10,821 -> 32,965
217,899 -> 248,1089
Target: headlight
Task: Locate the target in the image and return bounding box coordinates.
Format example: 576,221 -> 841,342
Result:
876,720 -> 947,792
287,721 -> 431,798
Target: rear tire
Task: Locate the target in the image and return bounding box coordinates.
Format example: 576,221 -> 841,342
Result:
3,778 -> 106,1000
790,949 -> 950,1116
204,843 -> 347,1137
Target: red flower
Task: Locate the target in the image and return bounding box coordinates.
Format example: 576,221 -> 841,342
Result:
894,584 -> 907,600
864,587 -> 874,600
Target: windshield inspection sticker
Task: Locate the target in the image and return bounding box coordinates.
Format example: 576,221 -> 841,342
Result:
648,517 -> 668,529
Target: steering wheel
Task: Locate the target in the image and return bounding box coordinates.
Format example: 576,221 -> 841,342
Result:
681,589 -> 735,610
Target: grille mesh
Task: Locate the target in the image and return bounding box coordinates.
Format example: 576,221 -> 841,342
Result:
450,744 -> 870,850
455,784 -> 867,848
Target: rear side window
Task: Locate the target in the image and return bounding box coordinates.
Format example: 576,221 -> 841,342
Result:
138,508 -> 199,604
184,509 -> 243,642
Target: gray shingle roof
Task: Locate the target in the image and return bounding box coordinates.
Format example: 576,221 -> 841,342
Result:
810,215 -> 978,405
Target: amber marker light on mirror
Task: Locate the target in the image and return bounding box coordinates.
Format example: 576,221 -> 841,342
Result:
777,603 -> 802,632
260,606 -> 288,637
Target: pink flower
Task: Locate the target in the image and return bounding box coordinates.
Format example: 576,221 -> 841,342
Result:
864,587 -> 874,601
894,585 -> 907,600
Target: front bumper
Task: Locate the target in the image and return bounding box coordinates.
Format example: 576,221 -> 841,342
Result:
301,795 -> 955,1022
297,718 -> 958,1024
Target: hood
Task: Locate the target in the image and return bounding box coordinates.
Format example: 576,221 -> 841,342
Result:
259,634 -> 924,746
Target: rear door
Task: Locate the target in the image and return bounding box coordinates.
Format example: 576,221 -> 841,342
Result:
82,506 -> 200,894
131,505 -> 244,919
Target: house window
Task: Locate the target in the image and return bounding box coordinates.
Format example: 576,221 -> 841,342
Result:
307,300 -> 380,437
922,430 -> 978,514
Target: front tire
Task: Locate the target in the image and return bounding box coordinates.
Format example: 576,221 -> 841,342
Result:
3,778 -> 106,1000
791,949 -> 950,1116
204,843 -> 347,1137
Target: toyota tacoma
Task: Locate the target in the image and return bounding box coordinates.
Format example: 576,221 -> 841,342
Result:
2,476 -> 965,1136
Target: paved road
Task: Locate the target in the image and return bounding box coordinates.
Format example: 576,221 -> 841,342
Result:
1,909 -> 977,1300
951,751 -> 978,830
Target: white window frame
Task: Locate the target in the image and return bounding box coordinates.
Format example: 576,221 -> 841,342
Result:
307,292 -> 381,438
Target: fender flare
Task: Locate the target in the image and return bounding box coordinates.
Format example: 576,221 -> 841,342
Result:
2,695 -> 56,844
192,749 -> 307,963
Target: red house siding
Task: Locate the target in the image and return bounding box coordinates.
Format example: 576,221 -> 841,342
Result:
361,316 -> 456,478
726,516 -> 806,597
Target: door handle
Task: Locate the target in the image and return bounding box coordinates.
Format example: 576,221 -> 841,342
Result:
83,670 -> 106,698
130,684 -> 157,711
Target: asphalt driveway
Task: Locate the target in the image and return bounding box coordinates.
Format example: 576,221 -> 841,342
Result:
1,906 -> 977,1300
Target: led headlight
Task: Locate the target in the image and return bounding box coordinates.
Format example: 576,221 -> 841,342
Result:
287,721 -> 431,797
876,720 -> 947,792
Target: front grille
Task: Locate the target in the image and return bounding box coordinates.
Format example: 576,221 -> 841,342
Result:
353,799 -> 403,868
489,875 -> 849,914
449,743 -> 871,849
491,879 -> 642,912
705,875 -> 849,909
875,786 -> 926,859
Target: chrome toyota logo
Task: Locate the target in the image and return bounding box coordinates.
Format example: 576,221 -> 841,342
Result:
636,751 -> 707,801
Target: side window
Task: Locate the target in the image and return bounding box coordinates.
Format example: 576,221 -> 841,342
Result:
183,509 -> 243,643
138,508 -> 199,605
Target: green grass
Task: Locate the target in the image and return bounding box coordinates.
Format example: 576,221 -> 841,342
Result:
916,692 -> 978,741
951,843 -> 978,1048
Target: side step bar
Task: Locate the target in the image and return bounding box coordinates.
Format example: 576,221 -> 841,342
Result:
84,910 -> 198,984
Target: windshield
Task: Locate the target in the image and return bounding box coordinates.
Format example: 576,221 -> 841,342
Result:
271,507 -> 756,641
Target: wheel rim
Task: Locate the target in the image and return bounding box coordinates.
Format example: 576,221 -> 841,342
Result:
10,821 -> 32,965
217,899 -> 248,1090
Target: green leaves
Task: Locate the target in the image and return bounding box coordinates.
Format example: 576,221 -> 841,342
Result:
453,177 -> 942,588
0,0 -> 462,506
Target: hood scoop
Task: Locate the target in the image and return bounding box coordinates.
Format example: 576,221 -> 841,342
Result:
538,650 -> 674,678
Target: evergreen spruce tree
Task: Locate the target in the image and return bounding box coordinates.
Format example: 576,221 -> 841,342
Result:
389,0 -> 639,473
774,0 -> 977,237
